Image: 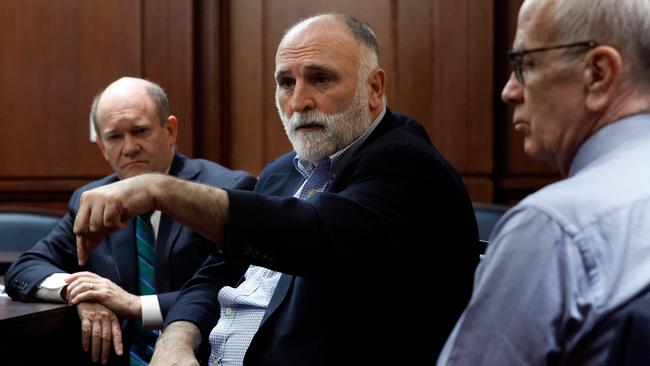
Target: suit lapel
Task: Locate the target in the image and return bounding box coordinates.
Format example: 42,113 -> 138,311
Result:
259,273 -> 294,326
155,151 -> 200,292
111,221 -> 137,293
155,213 -> 181,292
252,160 -> 304,326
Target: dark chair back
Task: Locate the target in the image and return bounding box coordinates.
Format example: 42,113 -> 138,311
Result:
0,208 -> 62,275
0,209 -> 61,251
473,203 -> 509,242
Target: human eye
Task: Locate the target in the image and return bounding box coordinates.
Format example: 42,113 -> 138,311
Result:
521,57 -> 537,69
277,77 -> 295,90
129,125 -> 151,137
313,73 -> 331,85
105,133 -> 122,142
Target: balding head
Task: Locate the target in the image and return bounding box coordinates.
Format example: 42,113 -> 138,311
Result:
91,77 -> 170,136
91,77 -> 177,179
279,13 -> 380,77
274,14 -> 386,163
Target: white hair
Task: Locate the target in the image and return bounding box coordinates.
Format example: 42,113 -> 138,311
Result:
551,0 -> 650,85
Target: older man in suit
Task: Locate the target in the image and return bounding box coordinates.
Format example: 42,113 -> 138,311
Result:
5,77 -> 256,365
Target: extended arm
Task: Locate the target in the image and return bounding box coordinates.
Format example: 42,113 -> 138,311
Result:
74,174 -> 229,265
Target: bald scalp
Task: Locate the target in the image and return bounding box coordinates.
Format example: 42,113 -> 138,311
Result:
91,77 -> 170,137
279,13 -> 380,77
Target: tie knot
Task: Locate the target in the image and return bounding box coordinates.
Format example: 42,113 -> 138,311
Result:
138,211 -> 153,224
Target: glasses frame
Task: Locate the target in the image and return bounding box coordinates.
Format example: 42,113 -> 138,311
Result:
508,41 -> 598,85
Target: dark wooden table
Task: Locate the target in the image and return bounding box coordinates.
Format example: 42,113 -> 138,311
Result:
0,295 -> 71,335
0,295 -> 88,365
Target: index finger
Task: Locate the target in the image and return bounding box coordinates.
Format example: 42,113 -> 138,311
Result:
74,199 -> 92,266
76,235 -> 89,266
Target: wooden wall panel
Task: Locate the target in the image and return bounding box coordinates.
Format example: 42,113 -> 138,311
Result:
195,0 -> 227,163
228,0 -> 266,173
1,0 -> 552,211
143,0 -> 195,156
396,0 -> 493,202
0,0 -> 140,178
0,0 -> 143,212
0,0 -> 198,212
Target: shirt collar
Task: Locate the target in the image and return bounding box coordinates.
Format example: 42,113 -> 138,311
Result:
293,107 -> 386,179
569,113 -> 650,176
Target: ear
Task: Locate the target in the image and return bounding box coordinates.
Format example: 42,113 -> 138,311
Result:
95,137 -> 109,161
583,46 -> 622,111
165,115 -> 179,144
367,68 -> 386,110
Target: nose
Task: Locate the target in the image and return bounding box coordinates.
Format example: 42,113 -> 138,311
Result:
122,134 -> 141,156
501,72 -> 524,105
290,81 -> 315,113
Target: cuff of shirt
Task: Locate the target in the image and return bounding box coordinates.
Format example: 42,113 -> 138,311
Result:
141,295 -> 164,329
35,273 -> 70,303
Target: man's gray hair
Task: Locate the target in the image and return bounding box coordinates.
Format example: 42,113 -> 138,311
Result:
552,0 -> 650,84
90,80 -> 171,136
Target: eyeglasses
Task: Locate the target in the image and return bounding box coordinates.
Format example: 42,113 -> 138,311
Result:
508,41 -> 598,85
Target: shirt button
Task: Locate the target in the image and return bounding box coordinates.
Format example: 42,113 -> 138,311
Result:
225,307 -> 233,316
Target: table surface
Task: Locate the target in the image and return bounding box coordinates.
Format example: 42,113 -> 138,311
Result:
0,294 -> 84,363
0,294 -> 71,326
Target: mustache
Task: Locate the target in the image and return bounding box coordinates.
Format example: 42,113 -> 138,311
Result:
286,111 -> 331,129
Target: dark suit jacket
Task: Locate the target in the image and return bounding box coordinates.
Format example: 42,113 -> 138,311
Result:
5,151 -> 256,363
606,294 -> 650,366
165,110 -> 480,365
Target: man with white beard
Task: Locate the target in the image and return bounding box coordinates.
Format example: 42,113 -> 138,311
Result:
73,13 -> 480,365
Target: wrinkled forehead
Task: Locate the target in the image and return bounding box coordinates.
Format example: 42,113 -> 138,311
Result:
97,86 -> 154,125
275,17 -> 360,72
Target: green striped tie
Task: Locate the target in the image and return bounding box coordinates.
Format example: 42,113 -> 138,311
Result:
130,213 -> 159,365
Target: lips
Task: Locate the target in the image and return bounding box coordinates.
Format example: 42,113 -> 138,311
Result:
295,122 -> 324,131
122,161 -> 148,169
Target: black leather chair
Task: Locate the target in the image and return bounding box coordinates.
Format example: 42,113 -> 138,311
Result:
0,208 -> 61,274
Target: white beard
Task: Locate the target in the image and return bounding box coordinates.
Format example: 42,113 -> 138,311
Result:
276,83 -> 371,163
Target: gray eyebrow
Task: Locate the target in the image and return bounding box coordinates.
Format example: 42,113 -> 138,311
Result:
275,63 -> 340,80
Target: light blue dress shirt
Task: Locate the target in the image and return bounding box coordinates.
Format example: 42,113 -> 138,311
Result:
208,108 -> 385,366
438,114 -> 650,365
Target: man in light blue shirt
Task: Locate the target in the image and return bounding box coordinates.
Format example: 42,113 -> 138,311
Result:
438,0 -> 650,365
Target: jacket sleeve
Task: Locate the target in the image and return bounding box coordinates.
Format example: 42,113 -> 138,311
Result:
5,191 -> 83,301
